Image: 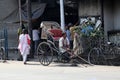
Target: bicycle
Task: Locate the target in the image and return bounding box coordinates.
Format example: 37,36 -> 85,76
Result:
88,40 -> 120,65
87,36 -> 107,65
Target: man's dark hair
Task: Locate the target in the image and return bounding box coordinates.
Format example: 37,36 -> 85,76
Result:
21,24 -> 25,29
62,32 -> 66,36
22,29 -> 28,34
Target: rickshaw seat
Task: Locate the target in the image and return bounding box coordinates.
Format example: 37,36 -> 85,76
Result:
48,29 -> 63,41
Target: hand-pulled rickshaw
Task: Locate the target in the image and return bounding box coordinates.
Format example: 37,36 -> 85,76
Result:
36,21 -> 92,66
37,21 -> 66,66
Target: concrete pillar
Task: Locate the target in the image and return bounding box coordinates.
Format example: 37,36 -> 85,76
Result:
27,0 -> 34,58
101,0 -> 108,43
60,0 -> 65,32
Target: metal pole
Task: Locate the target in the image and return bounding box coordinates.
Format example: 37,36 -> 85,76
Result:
60,0 -> 65,32
19,0 -> 22,27
27,0 -> 34,58
27,0 -> 32,35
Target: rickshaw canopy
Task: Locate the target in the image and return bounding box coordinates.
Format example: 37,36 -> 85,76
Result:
40,21 -> 61,39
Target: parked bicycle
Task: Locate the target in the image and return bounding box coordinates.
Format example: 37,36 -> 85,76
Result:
88,40 -> 120,65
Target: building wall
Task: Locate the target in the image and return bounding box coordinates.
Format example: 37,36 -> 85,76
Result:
78,0 -> 120,31
103,0 -> 114,31
108,0 -> 120,44
104,0 -> 120,31
78,0 -> 120,44
0,23 -> 19,48
114,0 -> 120,30
78,0 -> 101,17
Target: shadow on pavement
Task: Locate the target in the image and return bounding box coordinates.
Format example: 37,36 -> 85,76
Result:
25,62 -> 41,66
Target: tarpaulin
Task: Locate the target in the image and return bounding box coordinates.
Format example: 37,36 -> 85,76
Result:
0,0 -> 46,23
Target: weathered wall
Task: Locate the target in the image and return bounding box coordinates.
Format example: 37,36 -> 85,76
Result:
104,0 -> 120,44
114,0 -> 120,30
78,0 -> 101,17
0,23 -> 19,48
103,0 -> 114,31
78,0 -> 120,31
104,0 -> 120,31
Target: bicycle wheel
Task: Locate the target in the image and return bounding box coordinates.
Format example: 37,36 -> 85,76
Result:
88,48 -> 100,65
37,42 -> 53,66
106,49 -> 116,65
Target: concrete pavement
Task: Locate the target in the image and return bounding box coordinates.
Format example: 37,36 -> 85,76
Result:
0,60 -> 120,80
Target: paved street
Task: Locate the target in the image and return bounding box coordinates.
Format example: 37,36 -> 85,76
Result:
0,60 -> 120,80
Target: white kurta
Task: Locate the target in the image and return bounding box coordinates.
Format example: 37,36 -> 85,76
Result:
18,34 -> 30,55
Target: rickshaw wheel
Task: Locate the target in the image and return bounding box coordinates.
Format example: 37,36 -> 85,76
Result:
88,48 -> 99,65
37,42 -> 53,66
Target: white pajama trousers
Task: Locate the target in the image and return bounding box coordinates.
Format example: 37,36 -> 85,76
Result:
22,53 -> 27,63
